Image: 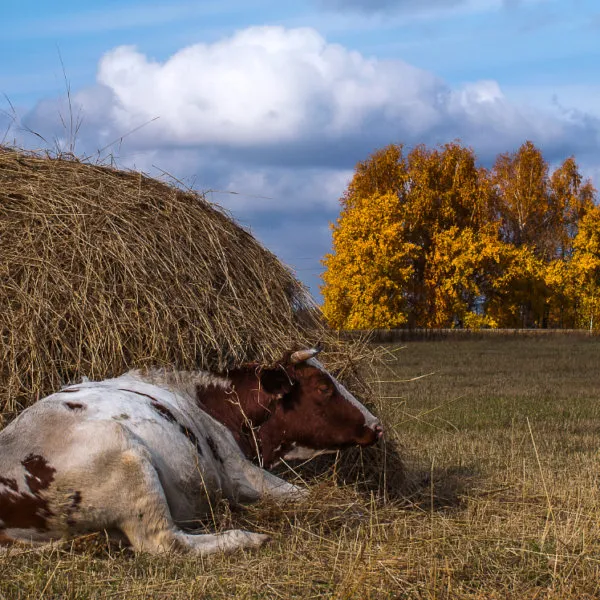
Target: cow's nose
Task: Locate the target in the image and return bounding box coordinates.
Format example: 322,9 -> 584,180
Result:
374,423 -> 384,440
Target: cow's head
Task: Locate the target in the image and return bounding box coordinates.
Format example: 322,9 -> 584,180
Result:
256,347 -> 383,467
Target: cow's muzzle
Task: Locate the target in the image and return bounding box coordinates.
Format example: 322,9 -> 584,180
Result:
357,421 -> 384,446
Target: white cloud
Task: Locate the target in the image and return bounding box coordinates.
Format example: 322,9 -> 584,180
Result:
101,144 -> 352,215
85,26 -> 444,148
35,24 -> 589,167
444,80 -> 578,157
454,80 -> 504,104
13,24 -> 600,298
217,166 -> 353,214
502,83 -> 600,119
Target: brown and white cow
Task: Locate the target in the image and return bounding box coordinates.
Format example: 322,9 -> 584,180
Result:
0,348 -> 381,555
195,348 -> 383,467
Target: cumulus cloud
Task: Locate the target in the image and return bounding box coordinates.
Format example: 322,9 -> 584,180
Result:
19,25 -> 597,167
14,25 -> 600,297
217,167 -> 353,215
82,26 -> 444,151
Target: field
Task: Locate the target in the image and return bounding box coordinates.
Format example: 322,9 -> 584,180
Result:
2,336 -> 600,599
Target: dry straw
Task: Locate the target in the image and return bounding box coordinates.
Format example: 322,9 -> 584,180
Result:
0,147 -> 326,414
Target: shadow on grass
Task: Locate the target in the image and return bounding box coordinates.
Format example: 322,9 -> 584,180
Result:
399,463 -> 479,510
273,439 -> 479,511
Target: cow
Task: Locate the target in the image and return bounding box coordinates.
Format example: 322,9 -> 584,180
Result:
0,347 -> 382,556
192,347 -> 383,467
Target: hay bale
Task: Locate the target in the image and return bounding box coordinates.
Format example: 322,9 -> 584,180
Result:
0,147 -> 326,413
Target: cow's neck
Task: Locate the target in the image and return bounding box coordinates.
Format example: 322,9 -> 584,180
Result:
194,368 -> 278,460
255,407 -> 295,467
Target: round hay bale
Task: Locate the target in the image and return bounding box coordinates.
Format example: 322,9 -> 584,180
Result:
0,147 -> 326,413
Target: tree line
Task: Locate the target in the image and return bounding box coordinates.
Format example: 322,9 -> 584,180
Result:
321,141 -> 599,330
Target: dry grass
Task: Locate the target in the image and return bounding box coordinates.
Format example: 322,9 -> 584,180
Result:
3,336 -> 600,599
0,147 -> 326,414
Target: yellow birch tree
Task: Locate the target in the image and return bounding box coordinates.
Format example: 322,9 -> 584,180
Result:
322,140 -> 597,330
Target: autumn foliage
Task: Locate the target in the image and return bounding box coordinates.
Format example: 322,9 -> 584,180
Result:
322,141 -> 598,329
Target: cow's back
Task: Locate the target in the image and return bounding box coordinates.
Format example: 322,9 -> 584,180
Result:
0,378 -> 240,544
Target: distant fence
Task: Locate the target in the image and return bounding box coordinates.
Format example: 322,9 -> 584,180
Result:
341,328 -> 598,343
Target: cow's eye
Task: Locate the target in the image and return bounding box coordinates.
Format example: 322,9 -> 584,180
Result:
318,385 -> 330,394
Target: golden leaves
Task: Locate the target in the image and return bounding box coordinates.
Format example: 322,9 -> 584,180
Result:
322,141 -> 598,330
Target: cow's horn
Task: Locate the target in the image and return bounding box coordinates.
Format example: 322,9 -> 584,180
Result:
290,347 -> 321,364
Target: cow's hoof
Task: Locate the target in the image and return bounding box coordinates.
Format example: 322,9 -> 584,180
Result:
222,529 -> 271,552
286,485 -> 309,501
295,485 -> 310,497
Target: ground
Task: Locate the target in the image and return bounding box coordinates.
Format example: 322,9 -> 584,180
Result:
2,335 -> 600,599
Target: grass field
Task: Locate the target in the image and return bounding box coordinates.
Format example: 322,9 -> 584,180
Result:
2,336 -> 600,599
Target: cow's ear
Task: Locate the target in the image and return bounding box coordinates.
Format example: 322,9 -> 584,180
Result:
259,367 -> 293,399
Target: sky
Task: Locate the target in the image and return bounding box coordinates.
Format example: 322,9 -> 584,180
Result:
2,0 -> 599,300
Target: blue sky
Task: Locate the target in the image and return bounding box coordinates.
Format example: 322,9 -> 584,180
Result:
2,0 -> 599,299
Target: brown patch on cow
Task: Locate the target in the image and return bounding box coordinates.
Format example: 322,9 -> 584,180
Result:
194,365 -> 283,459
256,361 -> 379,467
149,400 -> 177,424
205,436 -> 223,464
66,491 -> 82,527
0,491 -> 52,531
0,476 -> 18,492
179,425 -> 204,457
119,388 -> 160,403
22,454 -> 56,495
64,401 -> 85,411
194,359 -> 377,467
0,455 -> 56,532
60,388 -> 81,393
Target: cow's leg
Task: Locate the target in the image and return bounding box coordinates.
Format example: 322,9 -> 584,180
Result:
113,449 -> 269,556
232,461 -> 308,502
